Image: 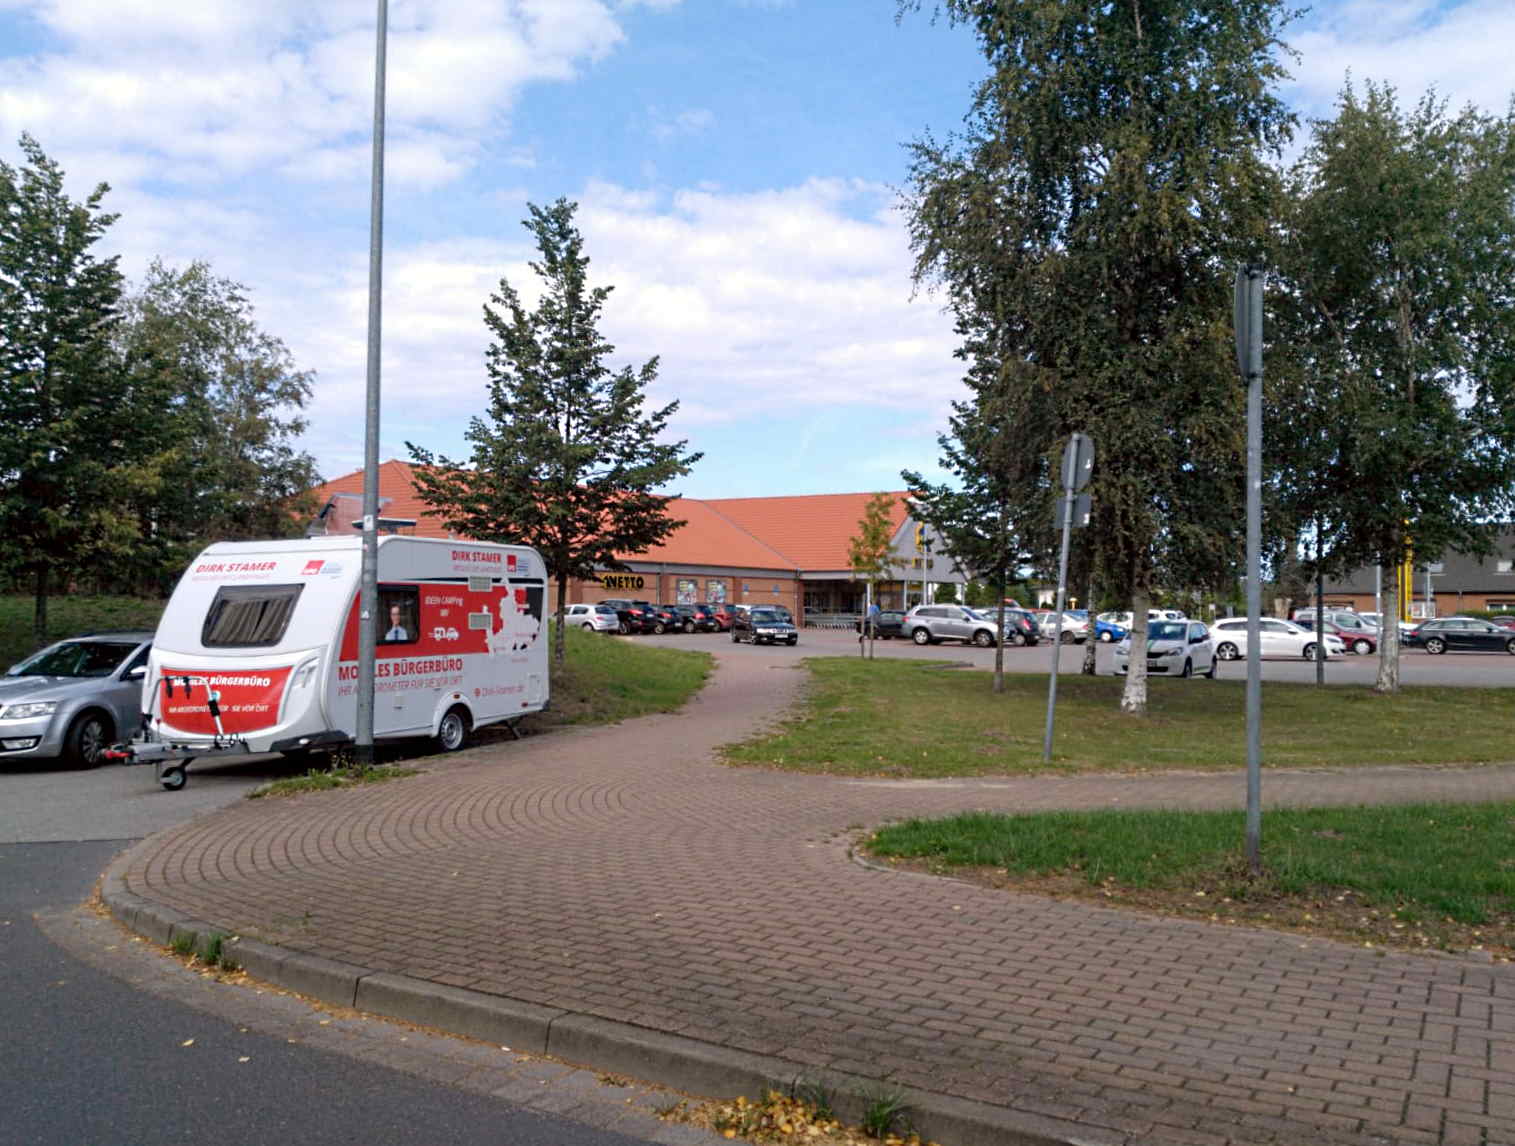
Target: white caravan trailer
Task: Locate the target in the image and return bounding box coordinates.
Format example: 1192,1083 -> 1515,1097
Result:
115,535 -> 548,789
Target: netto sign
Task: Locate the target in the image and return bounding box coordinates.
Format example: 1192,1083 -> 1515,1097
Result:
599,573 -> 645,590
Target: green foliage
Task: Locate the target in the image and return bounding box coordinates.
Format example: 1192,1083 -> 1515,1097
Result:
868,802 -> 1515,927
0,134 -> 132,644
898,1 -> 1297,709
407,200 -> 701,667
527,622 -> 710,727
721,656 -> 1515,777
249,764 -> 418,799
847,492 -> 898,587
931,581 -> 959,603
112,260 -> 320,594
1273,82 -> 1515,582
0,592 -> 163,665
961,579 -> 994,608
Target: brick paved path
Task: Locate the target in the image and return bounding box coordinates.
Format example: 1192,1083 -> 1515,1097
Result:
119,654 -> 1515,1146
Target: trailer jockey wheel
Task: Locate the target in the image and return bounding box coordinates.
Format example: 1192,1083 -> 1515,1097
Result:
160,765 -> 187,791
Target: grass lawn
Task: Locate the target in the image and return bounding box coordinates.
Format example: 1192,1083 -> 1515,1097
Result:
0,593 -> 165,667
866,803 -> 1515,958
522,625 -> 712,730
721,656 -> 1515,776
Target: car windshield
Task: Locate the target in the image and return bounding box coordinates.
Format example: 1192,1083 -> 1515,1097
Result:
1148,621 -> 1187,642
965,609 -> 994,621
10,639 -> 137,678
750,610 -> 783,623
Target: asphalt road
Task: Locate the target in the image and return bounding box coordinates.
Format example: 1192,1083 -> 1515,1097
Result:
0,764 -> 716,1146
657,625 -> 1515,686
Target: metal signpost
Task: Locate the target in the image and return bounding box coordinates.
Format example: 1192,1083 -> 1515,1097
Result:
355,0 -> 388,766
1234,265 -> 1264,874
1042,432 -> 1094,763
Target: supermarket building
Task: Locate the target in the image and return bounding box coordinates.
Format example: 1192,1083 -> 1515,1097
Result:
308,462 -> 969,621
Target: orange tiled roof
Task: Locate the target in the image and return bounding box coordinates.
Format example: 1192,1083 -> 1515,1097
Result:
703,492 -> 911,571
311,462 -> 911,572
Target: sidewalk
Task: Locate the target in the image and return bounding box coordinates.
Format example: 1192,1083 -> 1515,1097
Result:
105,652 -> 1515,1146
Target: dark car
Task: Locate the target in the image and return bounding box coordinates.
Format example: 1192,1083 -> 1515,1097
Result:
666,604 -> 719,633
1406,617 -> 1515,655
599,599 -> 657,634
707,603 -> 739,631
1000,607 -> 1041,647
1303,618 -> 1377,655
855,610 -> 906,639
732,606 -> 799,646
638,602 -> 682,634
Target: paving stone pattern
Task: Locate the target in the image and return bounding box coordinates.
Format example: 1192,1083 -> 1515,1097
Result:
121,655 -> 1515,1146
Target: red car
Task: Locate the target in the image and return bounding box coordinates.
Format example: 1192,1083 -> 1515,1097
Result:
707,603 -> 739,631
1305,618 -> 1377,655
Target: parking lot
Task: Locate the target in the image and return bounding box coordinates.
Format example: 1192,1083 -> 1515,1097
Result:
655,625 -> 1515,686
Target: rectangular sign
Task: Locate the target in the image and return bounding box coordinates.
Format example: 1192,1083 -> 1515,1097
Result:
599,573 -> 645,590
158,667 -> 293,735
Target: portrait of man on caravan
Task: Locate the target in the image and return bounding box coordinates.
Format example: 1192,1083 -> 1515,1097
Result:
378,587 -> 418,644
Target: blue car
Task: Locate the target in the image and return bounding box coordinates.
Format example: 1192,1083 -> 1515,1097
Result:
1094,612 -> 1128,643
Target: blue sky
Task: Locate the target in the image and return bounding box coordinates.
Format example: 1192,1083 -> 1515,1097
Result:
2,0 -> 1510,499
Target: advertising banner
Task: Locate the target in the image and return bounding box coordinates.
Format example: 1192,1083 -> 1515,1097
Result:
158,666 -> 293,735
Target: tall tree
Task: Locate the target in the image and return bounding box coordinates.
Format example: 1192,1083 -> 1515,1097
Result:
903,359 -> 1053,692
1275,82 -> 1515,693
899,0 -> 1294,713
113,260 -> 321,593
847,492 -> 898,659
408,199 -> 701,667
0,134 -> 130,647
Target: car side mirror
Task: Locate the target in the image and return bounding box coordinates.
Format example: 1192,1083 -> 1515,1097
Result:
126,665 -> 147,680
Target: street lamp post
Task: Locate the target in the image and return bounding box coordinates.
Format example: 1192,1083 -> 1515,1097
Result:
355,0 -> 388,766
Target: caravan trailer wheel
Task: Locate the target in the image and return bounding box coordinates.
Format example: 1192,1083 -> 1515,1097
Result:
160,765 -> 187,791
435,707 -> 470,753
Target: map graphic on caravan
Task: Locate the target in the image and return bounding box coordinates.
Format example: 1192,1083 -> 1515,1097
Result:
118,535 -> 548,789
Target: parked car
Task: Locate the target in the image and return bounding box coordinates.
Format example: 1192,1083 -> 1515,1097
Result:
1035,609 -> 1090,644
0,632 -> 153,767
707,603 -> 739,631
1113,619 -> 1216,678
1094,612 -> 1128,643
1209,617 -> 1345,660
661,604 -> 718,633
561,603 -> 619,633
855,610 -> 907,639
1001,608 -> 1041,646
1291,615 -> 1377,655
732,606 -> 799,646
1491,615 -> 1515,631
599,599 -> 657,634
686,604 -> 722,632
1405,617 -> 1515,655
637,602 -> 682,634
1358,612 -> 1417,640
903,604 -> 1001,648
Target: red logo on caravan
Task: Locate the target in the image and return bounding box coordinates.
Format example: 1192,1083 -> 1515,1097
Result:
507,554 -> 517,571
301,560 -> 324,576
514,588 -> 527,605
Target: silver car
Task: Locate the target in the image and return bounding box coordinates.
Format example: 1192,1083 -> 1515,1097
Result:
903,605 -> 1000,647
0,632 -> 153,766
562,603 -> 620,633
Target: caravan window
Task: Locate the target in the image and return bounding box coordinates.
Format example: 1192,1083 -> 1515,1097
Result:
202,585 -> 304,648
379,586 -> 419,645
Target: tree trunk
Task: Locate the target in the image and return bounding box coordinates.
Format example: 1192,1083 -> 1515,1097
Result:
32,564 -> 49,652
1374,562 -> 1401,694
1081,576 -> 1097,674
553,574 -> 569,668
1119,588 -> 1149,715
992,574 -> 1006,694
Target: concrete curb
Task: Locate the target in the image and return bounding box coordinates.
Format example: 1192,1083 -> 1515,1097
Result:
100,847 -> 1099,1146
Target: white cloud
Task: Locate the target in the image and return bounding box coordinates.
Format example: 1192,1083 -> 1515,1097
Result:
1285,1 -> 1515,118
649,106 -> 715,141
0,0 -> 638,188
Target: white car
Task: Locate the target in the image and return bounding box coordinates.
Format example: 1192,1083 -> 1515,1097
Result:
1113,619 -> 1216,678
1210,617 -> 1345,661
561,603 -> 620,633
1035,610 -> 1089,644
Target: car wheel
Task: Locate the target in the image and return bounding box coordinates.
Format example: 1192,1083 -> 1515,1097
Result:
1352,638 -> 1371,655
1098,630 -> 1113,642
731,631 -> 740,643
1060,631 -> 1074,645
1302,642 -> 1317,660
1216,642 -> 1239,661
1506,638 -> 1515,655
972,629 -> 993,648
911,628 -> 931,646
651,621 -> 666,635
581,622 -> 595,631
617,619 -> 630,635
787,637 -> 798,646
434,707 -> 470,753
1181,658 -> 1192,678
1425,637 -> 1446,655
1011,631 -> 1027,647
63,709 -> 113,768
1204,659 -> 1216,678
684,620 -> 695,633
